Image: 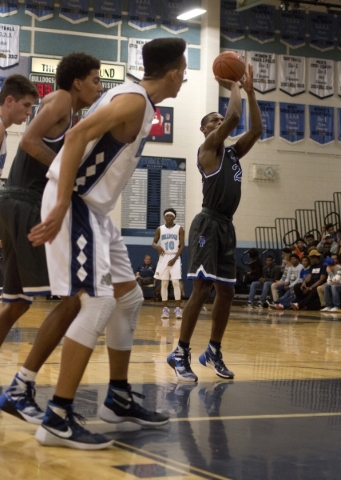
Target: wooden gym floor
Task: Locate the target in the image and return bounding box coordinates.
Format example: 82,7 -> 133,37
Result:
1,299 -> 341,480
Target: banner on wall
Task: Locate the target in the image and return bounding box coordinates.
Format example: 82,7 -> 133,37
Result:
161,0 -> 189,34
309,58 -> 334,99
93,0 -> 122,28
280,9 -> 306,49
0,24 -> 19,69
309,105 -> 334,145
280,102 -> 305,144
248,5 -> 275,44
279,55 -> 305,96
127,38 -> 188,81
25,1 -> 54,21
219,97 -> 246,138
0,1 -> 18,17
338,109 -> 341,143
258,101 -> 275,142
59,0 -> 89,24
309,12 -> 335,52
128,0 -> 156,31
220,0 -> 245,42
251,52 -> 276,94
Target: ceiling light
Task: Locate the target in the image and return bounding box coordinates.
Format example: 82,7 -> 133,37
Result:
177,8 -> 207,20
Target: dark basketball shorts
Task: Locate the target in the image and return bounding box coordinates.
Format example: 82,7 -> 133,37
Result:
187,208 -> 236,285
0,188 -> 50,303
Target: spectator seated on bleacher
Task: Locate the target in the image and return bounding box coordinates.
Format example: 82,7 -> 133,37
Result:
269,255 -> 309,310
305,233 -> 317,249
291,249 -> 327,311
242,248 -> 263,287
135,254 -> 156,287
320,256 -> 341,313
317,233 -> 338,255
290,238 -> 307,259
243,255 -> 280,309
270,248 -> 292,302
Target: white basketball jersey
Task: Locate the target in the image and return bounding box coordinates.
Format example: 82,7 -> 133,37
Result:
159,224 -> 181,255
47,82 -> 155,215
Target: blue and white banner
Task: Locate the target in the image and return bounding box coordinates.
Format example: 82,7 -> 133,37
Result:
25,1 -> 54,21
309,12 -> 335,52
0,1 -> 18,17
338,108 -> 341,143
0,24 -> 19,69
219,97 -> 246,138
279,55 -> 305,96
280,9 -> 306,49
258,101 -> 275,142
310,105 -> 334,145
220,0 -> 245,42
251,51 -> 276,94
93,0 -> 121,28
309,58 -> 334,99
161,0 -> 189,34
248,5 -> 275,44
59,0 -> 88,24
280,103 -> 305,144
127,38 -> 149,80
128,0 -> 156,31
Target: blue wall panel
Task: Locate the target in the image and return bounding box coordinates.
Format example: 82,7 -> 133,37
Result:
35,32 -> 118,61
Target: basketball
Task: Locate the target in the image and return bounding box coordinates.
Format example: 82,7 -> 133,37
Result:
212,51 -> 245,82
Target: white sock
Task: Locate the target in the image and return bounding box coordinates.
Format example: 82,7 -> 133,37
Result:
17,367 -> 37,384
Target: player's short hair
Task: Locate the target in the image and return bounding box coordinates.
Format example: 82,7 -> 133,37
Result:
163,207 -> 177,218
201,112 -> 218,127
0,74 -> 38,105
56,52 -> 100,91
143,38 -> 186,80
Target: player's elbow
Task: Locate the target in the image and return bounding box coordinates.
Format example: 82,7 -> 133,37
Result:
20,135 -> 37,156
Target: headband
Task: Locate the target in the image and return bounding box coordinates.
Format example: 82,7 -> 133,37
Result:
164,211 -> 176,218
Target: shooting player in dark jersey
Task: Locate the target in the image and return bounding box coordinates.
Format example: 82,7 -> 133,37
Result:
167,64 -> 263,382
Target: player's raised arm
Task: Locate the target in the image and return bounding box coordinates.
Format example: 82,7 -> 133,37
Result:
234,64 -> 263,160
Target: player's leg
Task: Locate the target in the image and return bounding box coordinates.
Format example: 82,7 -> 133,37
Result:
98,222 -> 169,427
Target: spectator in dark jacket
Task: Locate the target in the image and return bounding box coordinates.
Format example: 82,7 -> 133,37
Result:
244,255 -> 280,308
136,254 -> 156,287
243,248 -> 263,287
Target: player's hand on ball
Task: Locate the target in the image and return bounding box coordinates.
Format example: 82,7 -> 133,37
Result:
240,64 -> 254,93
214,77 -> 237,90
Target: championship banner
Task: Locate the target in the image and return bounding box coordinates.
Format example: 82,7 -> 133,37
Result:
308,58 -> 333,99
279,55 -> 305,97
93,0 -> 121,28
219,97 -> 246,138
161,0 -> 189,34
280,9 -> 306,49
248,5 -> 275,44
309,12 -> 335,52
128,0 -> 156,31
0,1 -> 18,17
338,108 -> 341,143
258,101 -> 275,142
250,51 -> 276,94
59,0 -> 88,24
220,0 -> 245,42
25,1 -> 54,21
280,103 -> 305,144
309,105 -> 334,145
127,38 -> 148,80
0,24 -> 19,69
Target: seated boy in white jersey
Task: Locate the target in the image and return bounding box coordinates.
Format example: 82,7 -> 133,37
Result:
28,38 -> 187,450
152,208 -> 185,320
